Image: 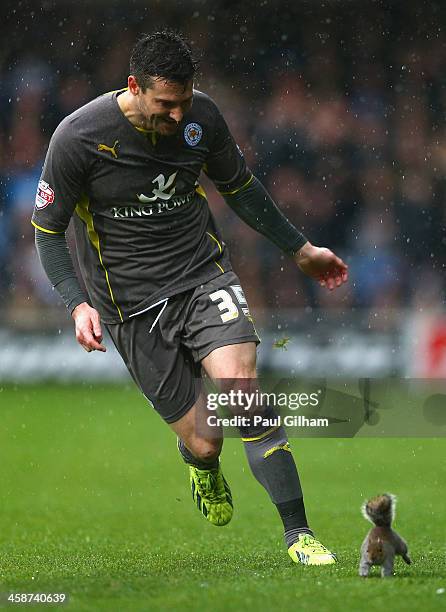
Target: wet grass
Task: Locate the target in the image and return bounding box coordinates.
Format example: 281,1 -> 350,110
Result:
0,384 -> 445,610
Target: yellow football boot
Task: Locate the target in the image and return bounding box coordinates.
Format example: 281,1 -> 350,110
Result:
189,464 -> 233,526
288,534 -> 337,565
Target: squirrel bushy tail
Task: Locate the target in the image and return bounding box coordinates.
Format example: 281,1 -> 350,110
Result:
361,493 -> 396,527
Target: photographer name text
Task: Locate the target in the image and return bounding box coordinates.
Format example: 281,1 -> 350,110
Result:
207,415 -> 328,428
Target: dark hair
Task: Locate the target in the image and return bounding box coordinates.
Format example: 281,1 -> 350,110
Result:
130,29 -> 198,91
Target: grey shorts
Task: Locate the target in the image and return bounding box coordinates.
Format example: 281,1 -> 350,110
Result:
106,271 -> 260,423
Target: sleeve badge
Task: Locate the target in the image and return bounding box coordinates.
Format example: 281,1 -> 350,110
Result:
35,180 -> 55,210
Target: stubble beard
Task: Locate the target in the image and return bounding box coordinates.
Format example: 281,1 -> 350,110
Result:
151,114 -> 179,135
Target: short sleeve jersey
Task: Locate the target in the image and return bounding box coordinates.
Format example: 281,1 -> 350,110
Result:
32,89 -> 251,323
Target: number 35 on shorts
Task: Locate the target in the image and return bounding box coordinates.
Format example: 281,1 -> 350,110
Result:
209,285 -> 250,323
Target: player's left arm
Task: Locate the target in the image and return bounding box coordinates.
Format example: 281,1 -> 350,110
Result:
204,104 -> 348,291
225,178 -> 348,290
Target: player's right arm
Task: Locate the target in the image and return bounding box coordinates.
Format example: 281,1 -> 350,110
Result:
32,120 -> 105,353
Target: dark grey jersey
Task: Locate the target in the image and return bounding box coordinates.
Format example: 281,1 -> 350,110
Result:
32,89 -> 251,323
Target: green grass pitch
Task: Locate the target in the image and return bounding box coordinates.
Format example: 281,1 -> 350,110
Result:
0,384 -> 445,611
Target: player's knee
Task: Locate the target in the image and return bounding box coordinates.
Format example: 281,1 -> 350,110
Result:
188,437 -> 222,462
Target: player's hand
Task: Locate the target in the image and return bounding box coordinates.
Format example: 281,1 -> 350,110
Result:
72,302 -> 106,353
294,241 -> 348,291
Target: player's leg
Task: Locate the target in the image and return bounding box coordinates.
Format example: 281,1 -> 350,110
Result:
202,342 -> 336,565
105,298 -> 233,527
169,401 -> 233,526
181,271 -> 335,564
169,392 -> 222,467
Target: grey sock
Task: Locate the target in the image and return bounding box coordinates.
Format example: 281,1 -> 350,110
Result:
241,426 -> 313,546
177,438 -> 219,470
241,425 -> 303,503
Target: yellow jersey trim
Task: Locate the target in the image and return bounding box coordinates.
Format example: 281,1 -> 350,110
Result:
206,231 -> 222,254
105,87 -> 128,96
219,174 -> 254,196
31,221 -> 64,235
75,196 -> 124,322
196,184 -> 207,199
206,231 -> 224,273
135,125 -> 157,145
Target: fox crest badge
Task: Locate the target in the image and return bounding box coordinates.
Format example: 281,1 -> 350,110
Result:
184,123 -> 202,147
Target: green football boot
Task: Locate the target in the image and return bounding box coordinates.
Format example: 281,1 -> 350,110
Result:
189,464 -> 233,526
288,534 -> 337,565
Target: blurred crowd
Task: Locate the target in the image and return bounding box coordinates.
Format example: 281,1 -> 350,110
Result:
1,0 -> 445,325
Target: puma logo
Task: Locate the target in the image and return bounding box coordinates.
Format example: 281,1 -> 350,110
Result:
97,140 -> 119,158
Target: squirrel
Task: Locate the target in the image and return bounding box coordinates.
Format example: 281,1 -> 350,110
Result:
359,493 -> 411,577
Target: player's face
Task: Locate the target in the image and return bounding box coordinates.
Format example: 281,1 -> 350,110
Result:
133,77 -> 193,135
